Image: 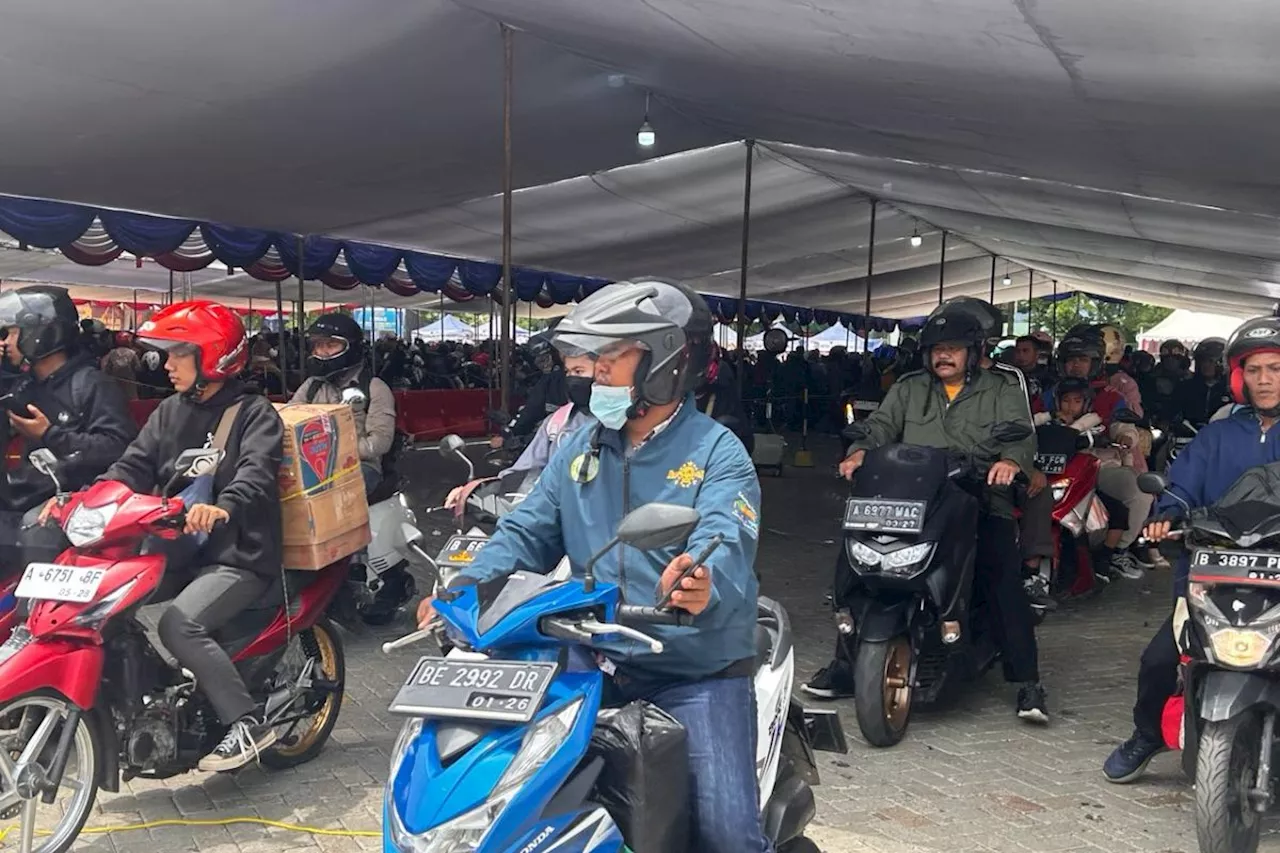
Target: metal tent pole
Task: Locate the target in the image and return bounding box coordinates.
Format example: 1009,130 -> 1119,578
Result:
864,199 -> 876,352
1052,280 -> 1058,340
297,235 -> 307,374
937,232 -> 947,305
248,296 -> 253,332
274,278 -> 287,394
1027,269 -> 1034,334
168,269 -> 175,306
498,23 -> 515,417
440,293 -> 446,340
735,139 -> 755,395
989,255 -> 997,304
132,290 -> 138,332
370,286 -> 379,375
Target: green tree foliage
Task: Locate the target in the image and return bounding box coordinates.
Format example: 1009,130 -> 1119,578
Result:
1008,294 -> 1174,342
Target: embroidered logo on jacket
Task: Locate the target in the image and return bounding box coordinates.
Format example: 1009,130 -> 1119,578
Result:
733,492 -> 760,535
666,461 -> 706,488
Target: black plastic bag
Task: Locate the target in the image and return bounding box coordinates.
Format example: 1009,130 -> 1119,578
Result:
587,700 -> 690,853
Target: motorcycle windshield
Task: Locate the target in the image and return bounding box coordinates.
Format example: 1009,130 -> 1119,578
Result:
852,444 -> 952,503
1201,463 -> 1280,544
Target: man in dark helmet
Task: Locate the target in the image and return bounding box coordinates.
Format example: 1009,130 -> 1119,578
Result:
1104,313 -> 1280,784
807,302 -> 1049,723
291,312 -> 397,497
417,279 -> 772,853
500,331 -> 572,443
0,285 -> 136,529
1171,337 -> 1231,427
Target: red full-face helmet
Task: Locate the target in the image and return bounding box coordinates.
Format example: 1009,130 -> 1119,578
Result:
1226,315 -> 1280,408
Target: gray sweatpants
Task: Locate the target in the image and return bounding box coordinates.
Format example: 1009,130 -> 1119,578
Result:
1096,466 -> 1153,549
157,564 -> 272,726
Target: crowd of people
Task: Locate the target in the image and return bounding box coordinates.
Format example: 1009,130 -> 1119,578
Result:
2,276 -> 1273,850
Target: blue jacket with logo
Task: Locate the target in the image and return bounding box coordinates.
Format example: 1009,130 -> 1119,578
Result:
1158,408 -> 1280,595
457,399 -> 762,680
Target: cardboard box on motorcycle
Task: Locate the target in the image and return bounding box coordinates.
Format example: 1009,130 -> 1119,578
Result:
273,403 -> 371,570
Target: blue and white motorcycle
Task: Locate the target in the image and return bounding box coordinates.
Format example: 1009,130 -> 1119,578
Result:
381,502 -> 847,853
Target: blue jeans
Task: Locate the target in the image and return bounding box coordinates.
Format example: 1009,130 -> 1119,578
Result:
360,461 -> 382,496
636,676 -> 773,853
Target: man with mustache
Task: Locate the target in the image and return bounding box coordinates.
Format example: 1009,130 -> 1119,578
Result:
805,303 -> 1047,722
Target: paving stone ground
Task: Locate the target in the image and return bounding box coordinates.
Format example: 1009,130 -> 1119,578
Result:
14,436 -> 1280,852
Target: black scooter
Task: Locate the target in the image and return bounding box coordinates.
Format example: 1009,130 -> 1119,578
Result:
1138,468 -> 1280,853
836,421 -> 1031,747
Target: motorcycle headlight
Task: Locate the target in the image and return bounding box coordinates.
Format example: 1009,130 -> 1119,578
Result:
386,699 -> 581,853
1208,628 -> 1275,669
880,543 -> 934,575
389,717 -> 423,776
847,540 -> 881,567
1051,479 -> 1071,503
63,503 -> 118,547
1190,584 -> 1280,668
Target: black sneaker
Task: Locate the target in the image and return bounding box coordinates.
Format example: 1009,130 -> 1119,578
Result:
800,661 -> 855,699
1129,546 -> 1156,570
198,717 -> 278,772
1103,731 -> 1167,783
1016,682 -> 1049,724
1023,576 -> 1060,612
1108,550 -> 1144,580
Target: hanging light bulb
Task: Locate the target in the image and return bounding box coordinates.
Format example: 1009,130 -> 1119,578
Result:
909,229 -> 922,249
1002,273 -> 1012,286
637,92 -> 656,149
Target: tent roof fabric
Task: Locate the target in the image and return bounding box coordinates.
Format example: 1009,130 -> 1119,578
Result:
1137,310 -> 1247,347
0,1 -> 1276,318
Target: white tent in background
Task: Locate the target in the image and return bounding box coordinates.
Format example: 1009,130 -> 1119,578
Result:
1137,310 -> 1247,352
413,314 -> 476,342
469,323 -> 532,343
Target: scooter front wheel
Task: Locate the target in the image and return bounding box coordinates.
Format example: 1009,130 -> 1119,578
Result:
0,691 -> 101,853
853,636 -> 913,747
1195,714 -> 1263,853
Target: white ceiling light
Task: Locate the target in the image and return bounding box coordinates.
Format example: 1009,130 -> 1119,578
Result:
637,92 -> 656,149
909,229 -> 922,249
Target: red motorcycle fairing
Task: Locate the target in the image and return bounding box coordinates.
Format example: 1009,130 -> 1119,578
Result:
0,639 -> 102,709
232,562 -> 347,662
26,553 -> 168,644
1049,453 -> 1102,528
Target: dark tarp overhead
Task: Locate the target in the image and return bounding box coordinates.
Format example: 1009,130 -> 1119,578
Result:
0,0 -> 1277,318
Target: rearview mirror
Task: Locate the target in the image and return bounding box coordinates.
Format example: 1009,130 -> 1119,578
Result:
615,503 -> 701,552
440,434 -> 467,458
28,448 -> 56,478
1137,472 -> 1170,496
763,328 -> 789,355
341,386 -> 368,410
991,420 -> 1033,443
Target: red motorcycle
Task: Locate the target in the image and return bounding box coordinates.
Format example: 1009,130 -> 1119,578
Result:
1035,424 -> 1109,598
0,447 -> 347,853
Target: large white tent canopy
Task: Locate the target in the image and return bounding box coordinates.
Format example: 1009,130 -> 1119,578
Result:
1,1 -> 1278,318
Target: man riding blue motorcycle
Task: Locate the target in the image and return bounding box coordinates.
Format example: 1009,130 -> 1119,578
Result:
417,278 -> 773,852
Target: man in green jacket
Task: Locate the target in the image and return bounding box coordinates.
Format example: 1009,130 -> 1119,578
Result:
804,305 -> 1048,722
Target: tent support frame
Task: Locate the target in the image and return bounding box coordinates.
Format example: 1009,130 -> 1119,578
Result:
735,139 -> 755,395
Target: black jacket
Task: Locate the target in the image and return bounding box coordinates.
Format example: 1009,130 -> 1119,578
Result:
101,382 -> 283,577
2,354 -> 138,511
696,364 -> 755,454
508,370 -> 569,437
1172,376 -> 1232,426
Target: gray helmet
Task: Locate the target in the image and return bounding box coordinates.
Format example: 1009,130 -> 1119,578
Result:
552,278 -> 712,410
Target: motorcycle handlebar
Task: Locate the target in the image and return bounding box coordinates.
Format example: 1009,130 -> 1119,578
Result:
617,605 -> 696,627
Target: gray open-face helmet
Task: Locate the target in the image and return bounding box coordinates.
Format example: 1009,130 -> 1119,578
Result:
552,278 -> 713,411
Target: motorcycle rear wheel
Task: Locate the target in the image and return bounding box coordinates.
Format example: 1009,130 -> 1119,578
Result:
1195,714 -> 1263,853
0,691 -> 101,853
853,636 -> 913,747
261,619 -> 346,769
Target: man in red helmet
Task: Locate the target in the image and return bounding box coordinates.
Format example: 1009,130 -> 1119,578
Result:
98,300 -> 286,772
1104,314 -> 1280,783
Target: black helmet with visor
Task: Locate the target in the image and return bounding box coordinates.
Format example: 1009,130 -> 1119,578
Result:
305,312 -> 365,378
0,285 -> 81,364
